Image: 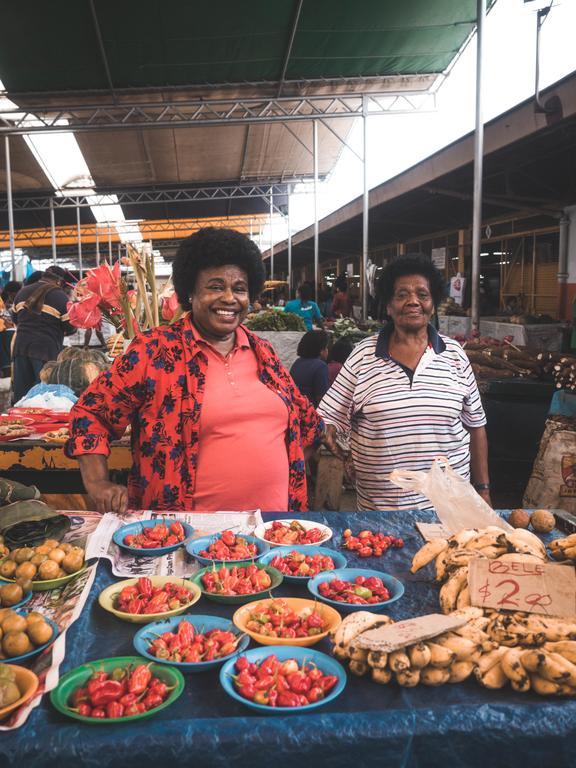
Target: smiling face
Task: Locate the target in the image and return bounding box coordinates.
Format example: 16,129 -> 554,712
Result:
386,273 -> 434,332
189,265 -> 250,341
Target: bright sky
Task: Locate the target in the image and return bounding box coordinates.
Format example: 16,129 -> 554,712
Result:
264,0 -> 576,251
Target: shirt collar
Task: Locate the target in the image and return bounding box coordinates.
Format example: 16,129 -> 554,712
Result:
187,318 -> 251,350
375,322 -> 446,359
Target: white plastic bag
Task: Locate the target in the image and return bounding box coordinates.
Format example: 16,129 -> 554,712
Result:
388,457 -> 511,534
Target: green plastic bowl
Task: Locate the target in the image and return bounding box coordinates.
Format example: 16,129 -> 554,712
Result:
191,563 -> 283,605
50,656 -> 184,724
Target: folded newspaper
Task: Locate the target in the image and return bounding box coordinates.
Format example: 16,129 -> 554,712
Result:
85,509 -> 264,577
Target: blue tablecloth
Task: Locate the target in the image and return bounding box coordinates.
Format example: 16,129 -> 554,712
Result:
1,510 -> 575,768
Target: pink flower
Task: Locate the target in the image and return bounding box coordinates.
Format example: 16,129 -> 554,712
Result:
161,291 -> 180,321
85,262 -> 122,310
67,293 -> 103,329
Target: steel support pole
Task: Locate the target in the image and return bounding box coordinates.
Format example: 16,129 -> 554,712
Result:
95,223 -> 100,266
4,136 -> 16,278
49,197 -> 57,265
313,120 -> 319,302
76,200 -> 83,278
471,0 -> 486,332
108,223 -> 112,263
269,188 -> 274,281
287,195 -> 292,300
362,95 -> 369,320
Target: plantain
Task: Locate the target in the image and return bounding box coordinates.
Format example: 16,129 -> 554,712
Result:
456,584 -> 471,610
395,668 -> 420,687
349,647 -> 369,663
427,642 -> 456,668
503,529 -> 547,560
475,646 -> 507,676
333,611 -> 390,649
544,641 -> 576,663
420,666 -> 450,686
388,649 -> 411,673
530,674 -> 563,696
464,530 -> 503,550
367,650 -> 388,670
439,568 -> 468,614
408,642 -> 432,669
449,529 -> 481,548
447,660 -> 475,683
434,632 -> 479,661
371,667 -> 392,685
501,648 -> 530,688
410,538 -> 449,574
434,548 -> 450,582
477,660 -> 508,689
563,546 -> 576,560
349,659 -> 369,676
511,677 -> 531,693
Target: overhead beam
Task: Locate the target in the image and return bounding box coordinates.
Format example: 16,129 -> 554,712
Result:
0,92 -> 436,135
0,182 -> 298,212
277,0 -> 304,97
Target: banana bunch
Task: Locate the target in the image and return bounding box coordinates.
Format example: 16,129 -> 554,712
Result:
410,527 -> 548,614
331,607 -> 492,686
485,611 -> 576,647
549,534 -> 576,562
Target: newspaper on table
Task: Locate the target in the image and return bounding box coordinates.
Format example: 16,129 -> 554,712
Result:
85,509 -> 264,578
0,511 -> 101,731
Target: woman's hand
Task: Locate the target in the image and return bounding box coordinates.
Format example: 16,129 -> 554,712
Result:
476,487 -> 493,508
86,480 -> 129,514
322,424 -> 346,460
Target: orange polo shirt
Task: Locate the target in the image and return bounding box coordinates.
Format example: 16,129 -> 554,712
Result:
192,325 -> 290,511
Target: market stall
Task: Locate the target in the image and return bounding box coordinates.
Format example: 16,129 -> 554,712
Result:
0,509 -> 575,768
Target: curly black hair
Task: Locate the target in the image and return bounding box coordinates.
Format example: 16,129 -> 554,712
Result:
378,254 -> 446,308
172,227 -> 266,310
297,330 -> 329,359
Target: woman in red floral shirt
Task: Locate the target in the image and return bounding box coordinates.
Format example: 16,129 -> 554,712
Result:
65,228 -> 324,513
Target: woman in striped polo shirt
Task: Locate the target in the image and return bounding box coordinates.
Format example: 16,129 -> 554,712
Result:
319,255 -> 490,512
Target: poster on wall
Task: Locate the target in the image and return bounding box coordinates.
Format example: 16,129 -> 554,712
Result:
431,247 -> 446,270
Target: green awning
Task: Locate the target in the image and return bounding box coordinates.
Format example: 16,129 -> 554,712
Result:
0,0 -> 485,93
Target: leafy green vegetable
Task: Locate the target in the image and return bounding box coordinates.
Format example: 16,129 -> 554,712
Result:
244,310 -> 307,332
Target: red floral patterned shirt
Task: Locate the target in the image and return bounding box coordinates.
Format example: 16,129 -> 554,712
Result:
65,317 -> 324,511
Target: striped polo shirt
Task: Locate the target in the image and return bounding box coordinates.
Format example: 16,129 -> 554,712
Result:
318,324 -> 486,511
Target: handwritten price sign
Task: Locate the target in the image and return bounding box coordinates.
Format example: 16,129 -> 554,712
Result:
469,558 -> 576,617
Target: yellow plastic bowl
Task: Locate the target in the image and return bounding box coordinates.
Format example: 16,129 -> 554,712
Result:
98,576 -> 201,624
0,665 -> 39,721
232,596 -> 341,647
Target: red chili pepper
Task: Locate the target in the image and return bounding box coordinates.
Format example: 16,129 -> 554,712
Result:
76,703 -> 92,717
320,675 -> 338,692
170,522 -> 185,539
287,672 -> 311,694
91,708 -> 106,718
128,664 -> 152,695
89,680 -> 125,707
143,593 -> 170,614
137,577 -> 153,597
163,535 -> 178,546
237,684 -> 256,701
253,690 -> 270,705
127,597 -> 144,615
119,693 -> 138,707
277,692 -> 300,707
307,686 -> 324,703
142,692 -> 164,711
71,686 -> 89,707
177,621 -> 195,645
106,701 -> 125,718
255,675 -> 274,691
149,680 -> 169,699
147,524 -> 169,541
267,688 -> 278,707
307,612 -> 324,629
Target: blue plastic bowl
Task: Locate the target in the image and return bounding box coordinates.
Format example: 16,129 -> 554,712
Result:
186,535 -> 269,567
0,581 -> 32,611
4,615 -> 59,664
307,568 -> 404,613
219,645 -> 346,713
133,614 -> 250,674
113,519 -> 194,557
258,545 -> 347,582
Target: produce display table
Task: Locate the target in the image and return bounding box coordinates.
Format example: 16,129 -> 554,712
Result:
1,510 -> 575,768
0,440 -> 132,494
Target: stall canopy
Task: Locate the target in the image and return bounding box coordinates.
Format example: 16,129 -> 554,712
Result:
0,0 -> 490,259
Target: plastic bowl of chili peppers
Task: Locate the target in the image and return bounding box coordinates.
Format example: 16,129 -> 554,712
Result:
50,656 -> 185,723
133,615 -> 250,673
232,597 -> 341,648
258,545 -> 347,582
253,519 -> 333,548
191,563 -> 283,605
186,532 -> 269,567
307,568 -> 404,613
219,646 -> 346,713
98,576 -> 201,624
113,519 -> 194,557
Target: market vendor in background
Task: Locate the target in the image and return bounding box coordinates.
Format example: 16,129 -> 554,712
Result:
289,330 -> 329,408
331,276 -> 353,318
11,266 -> 77,403
320,255 -> 490,511
283,283 -> 324,330
66,227 -> 324,514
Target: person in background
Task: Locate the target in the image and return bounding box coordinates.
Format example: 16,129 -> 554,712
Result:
284,283 -> 324,331
290,330 -> 329,408
0,281 -> 21,376
66,227 -> 323,513
331,276 -> 353,318
327,338 -> 353,385
11,266 -> 77,402
320,254 -> 489,511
